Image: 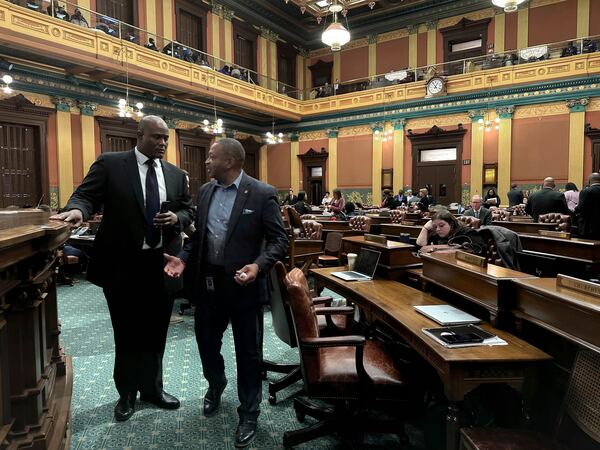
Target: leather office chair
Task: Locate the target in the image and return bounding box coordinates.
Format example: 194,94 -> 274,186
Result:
281,267 -> 415,448
300,214 -> 316,220
492,209 -> 511,222
538,213 -> 572,232
458,216 -> 482,229
263,262 -> 352,404
299,220 -> 323,240
460,348 -> 600,450
513,204 -> 526,216
389,209 -> 406,224
349,215 -> 372,232
317,232 -> 343,267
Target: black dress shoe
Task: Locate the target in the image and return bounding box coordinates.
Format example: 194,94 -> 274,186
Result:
234,419 -> 257,448
203,380 -> 227,417
114,393 -> 136,421
140,391 -> 180,409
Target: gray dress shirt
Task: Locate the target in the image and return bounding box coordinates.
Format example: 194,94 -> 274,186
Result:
206,171 -> 244,266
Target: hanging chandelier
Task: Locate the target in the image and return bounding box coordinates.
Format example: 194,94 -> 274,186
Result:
203,97 -> 224,135
265,118 -> 285,144
116,42 -> 143,118
1,74 -> 13,94
478,113 -> 500,132
375,123 -> 393,142
491,0 -> 525,13
321,2 -> 351,51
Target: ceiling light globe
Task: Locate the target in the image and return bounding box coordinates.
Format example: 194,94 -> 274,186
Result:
2,74 -> 13,85
135,102 -> 144,109
492,0 -> 525,13
322,22 -> 350,51
118,98 -> 127,106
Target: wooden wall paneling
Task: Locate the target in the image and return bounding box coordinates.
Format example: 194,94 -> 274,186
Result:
175,0 -> 208,53
96,117 -> 138,153
177,129 -> 211,204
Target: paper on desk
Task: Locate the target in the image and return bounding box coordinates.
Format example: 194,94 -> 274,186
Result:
422,328 -> 508,348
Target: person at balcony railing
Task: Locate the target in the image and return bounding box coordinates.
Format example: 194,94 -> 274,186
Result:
124,31 -> 137,44
583,39 -> 598,54
145,38 -> 159,52
182,48 -> 195,63
96,16 -> 118,37
219,65 -> 231,76
47,1 -> 70,21
561,41 -> 579,58
26,1 -> 42,12
70,8 -> 89,28
231,67 -> 241,79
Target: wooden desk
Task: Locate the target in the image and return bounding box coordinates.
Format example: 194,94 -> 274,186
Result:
492,221 -> 556,234
311,267 -> 551,450
421,251 -> 537,324
519,233 -> 600,269
380,223 -> 422,238
511,278 -> 600,351
342,235 -> 421,278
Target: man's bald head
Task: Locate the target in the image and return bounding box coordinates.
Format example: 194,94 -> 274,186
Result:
543,177 -> 555,189
589,172 -> 600,184
138,115 -> 167,134
470,195 -> 483,210
136,115 -> 169,159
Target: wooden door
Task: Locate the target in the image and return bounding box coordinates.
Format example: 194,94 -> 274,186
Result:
307,171 -> 324,206
180,143 -> 206,203
415,163 -> 458,205
106,135 -> 136,153
96,0 -> 135,24
97,117 -> 138,153
177,9 -> 203,51
0,123 -> 40,208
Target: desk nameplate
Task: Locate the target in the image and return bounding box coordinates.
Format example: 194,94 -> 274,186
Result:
455,250 -> 487,268
556,274 -> 600,297
538,230 -> 571,239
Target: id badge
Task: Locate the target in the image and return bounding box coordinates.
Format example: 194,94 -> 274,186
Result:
205,276 -> 215,292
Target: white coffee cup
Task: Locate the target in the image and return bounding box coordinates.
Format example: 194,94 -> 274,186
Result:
347,253 -> 358,271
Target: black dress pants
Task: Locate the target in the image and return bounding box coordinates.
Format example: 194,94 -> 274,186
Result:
194,264 -> 264,421
103,248 -> 173,397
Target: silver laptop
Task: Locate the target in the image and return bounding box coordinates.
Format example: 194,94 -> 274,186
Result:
414,305 -> 480,326
332,248 -> 381,281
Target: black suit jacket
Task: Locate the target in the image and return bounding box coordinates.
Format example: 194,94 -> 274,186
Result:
65,149 -> 194,288
507,188 -> 524,207
463,207 -> 492,225
179,172 -> 289,303
575,184 -> 600,239
525,188 -> 570,221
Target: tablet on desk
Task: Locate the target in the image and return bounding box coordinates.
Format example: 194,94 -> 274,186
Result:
414,304 -> 480,325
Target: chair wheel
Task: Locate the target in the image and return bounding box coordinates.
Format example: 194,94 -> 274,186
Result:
269,394 -> 276,404
295,410 -> 305,423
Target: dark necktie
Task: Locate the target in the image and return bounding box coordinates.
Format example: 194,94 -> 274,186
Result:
145,159 -> 160,247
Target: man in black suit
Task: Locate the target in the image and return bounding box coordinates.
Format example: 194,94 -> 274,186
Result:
282,188 -> 297,205
507,183 -> 524,207
417,187 -> 435,211
575,172 -> 600,239
50,116 -> 194,421
164,138 -> 288,448
525,177 -> 570,221
463,195 -> 492,225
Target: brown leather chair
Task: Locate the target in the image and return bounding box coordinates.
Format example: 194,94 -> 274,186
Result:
538,213 -> 572,232
299,220 -> 323,240
281,267 -> 415,448
491,209 -> 512,222
349,215 -> 372,232
513,204 -> 526,216
263,262 -> 353,404
389,209 -> 406,224
300,214 -> 316,220
460,348 -> 600,450
317,232 -> 343,267
458,216 -> 482,229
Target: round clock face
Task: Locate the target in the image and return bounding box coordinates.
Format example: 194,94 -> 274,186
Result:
427,77 -> 444,95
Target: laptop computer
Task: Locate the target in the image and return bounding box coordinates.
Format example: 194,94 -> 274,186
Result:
332,248 -> 381,281
414,305 -> 480,326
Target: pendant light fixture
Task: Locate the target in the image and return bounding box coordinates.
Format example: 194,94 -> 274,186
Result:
321,1 -> 351,51
491,0 -> 526,13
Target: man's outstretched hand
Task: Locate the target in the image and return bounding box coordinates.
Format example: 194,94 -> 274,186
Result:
164,254 -> 186,278
49,209 -> 84,227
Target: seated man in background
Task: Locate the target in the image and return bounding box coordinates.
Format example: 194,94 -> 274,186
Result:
417,188 -> 434,212
575,172 -> 600,240
462,195 -> 492,225
525,177 -> 569,221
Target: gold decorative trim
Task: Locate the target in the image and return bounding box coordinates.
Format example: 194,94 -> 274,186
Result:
438,8 -> 494,29
299,130 -> 327,141
530,0 -> 566,8
513,102 -> 569,118
338,125 -> 373,137
378,28 -> 409,43
406,113 -> 470,129
587,98 -> 600,112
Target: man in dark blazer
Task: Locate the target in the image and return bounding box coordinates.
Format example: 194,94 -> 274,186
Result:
164,138 -> 288,448
282,188 -> 297,206
463,195 -> 492,225
507,183 -> 524,207
50,116 -> 194,421
575,172 -> 600,239
525,177 -> 570,221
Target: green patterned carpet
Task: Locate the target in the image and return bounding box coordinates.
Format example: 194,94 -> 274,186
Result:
57,278 -> 410,450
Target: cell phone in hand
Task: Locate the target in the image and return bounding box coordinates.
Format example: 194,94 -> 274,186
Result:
160,201 -> 171,213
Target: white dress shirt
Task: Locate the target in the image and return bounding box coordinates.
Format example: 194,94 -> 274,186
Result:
135,148 -> 167,248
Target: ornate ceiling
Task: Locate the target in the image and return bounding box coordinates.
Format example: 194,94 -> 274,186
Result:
219,0 -> 492,49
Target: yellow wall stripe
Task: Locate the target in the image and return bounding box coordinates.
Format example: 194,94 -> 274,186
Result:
372,130 -> 382,205
409,32 -> 418,68
146,0 -> 157,37
568,110 -> 586,188
392,126 -> 404,194
260,145 -> 268,183
517,6 -> 529,50
470,115 -> 484,197
80,114 -> 96,178
497,111 -> 513,206
427,28 -> 436,66
223,19 -> 233,63
327,134 -> 338,191
290,141 -> 299,193
162,0 -> 173,41
494,13 -> 505,53
577,0 -> 590,39
56,110 -> 74,207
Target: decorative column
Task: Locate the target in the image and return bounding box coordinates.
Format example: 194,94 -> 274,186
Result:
211,2 -> 222,62
392,119 -> 406,195
372,124 -> 383,206
426,21 -> 437,66
408,24 -> 419,69
290,132 -> 300,194
268,31 -> 279,92
327,128 -> 339,192
469,110 -> 485,197
367,34 -> 377,78
517,5 -> 528,50
146,0 -> 157,38
496,106 -> 515,206
333,52 -> 341,87
165,118 -> 179,165
258,27 -> 270,88
567,98 -> 589,188
259,144 -> 268,183
577,0 -> 590,38
296,49 -> 308,98
77,0 -> 91,25
494,11 -> 505,53
77,101 -> 97,177
304,50 -> 312,94
52,97 -> 75,207
162,0 -> 174,41
223,8 -> 235,63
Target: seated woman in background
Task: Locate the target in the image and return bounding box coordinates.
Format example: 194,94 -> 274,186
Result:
321,191 -> 332,205
563,182 -> 579,212
293,191 -> 312,215
327,189 -> 345,216
380,189 -> 398,209
416,210 -> 486,255
484,188 -> 501,207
